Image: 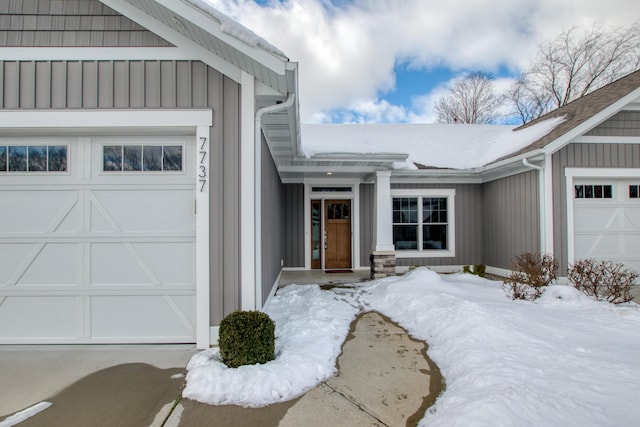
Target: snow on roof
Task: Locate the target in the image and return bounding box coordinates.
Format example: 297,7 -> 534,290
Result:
301,117 -> 565,170
188,0 -> 289,60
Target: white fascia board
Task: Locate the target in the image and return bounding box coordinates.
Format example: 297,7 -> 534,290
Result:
572,135 -> 640,144
279,165 -> 384,173
99,0 -> 242,82
565,167 -> 640,178
0,110 -> 213,129
0,47 -> 193,61
156,0 -> 287,75
544,86 -> 640,154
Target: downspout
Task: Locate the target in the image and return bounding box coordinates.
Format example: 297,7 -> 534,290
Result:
522,158 -> 546,253
254,92 -> 296,309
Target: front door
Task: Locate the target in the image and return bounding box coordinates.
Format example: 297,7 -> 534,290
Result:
324,200 -> 352,270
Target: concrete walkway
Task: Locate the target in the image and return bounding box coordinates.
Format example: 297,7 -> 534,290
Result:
0,312 -> 443,427
165,311 -> 443,427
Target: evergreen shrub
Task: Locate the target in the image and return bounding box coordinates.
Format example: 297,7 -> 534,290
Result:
219,310 -> 275,368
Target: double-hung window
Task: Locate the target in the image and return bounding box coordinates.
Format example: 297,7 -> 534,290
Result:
392,189 -> 455,257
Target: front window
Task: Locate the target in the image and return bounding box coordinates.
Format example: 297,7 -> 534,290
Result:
392,189 -> 455,256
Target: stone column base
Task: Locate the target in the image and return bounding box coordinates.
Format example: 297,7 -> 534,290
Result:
370,251 -> 396,280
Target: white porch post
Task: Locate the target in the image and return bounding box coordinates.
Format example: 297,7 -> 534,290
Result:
373,171 -> 394,251
195,125 -> 211,349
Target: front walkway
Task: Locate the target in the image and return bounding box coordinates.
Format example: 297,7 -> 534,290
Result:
279,270 -> 371,287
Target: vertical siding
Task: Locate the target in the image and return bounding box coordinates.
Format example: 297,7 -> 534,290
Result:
261,136 -> 285,305
482,171 -> 540,270
586,111 -> 640,137
0,58 -> 242,327
552,142 -> 640,275
284,184 -> 305,267
392,183 -> 483,268
360,183 -> 374,267
0,0 -> 173,47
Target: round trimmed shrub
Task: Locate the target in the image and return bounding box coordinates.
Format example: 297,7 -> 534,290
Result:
219,310 -> 275,368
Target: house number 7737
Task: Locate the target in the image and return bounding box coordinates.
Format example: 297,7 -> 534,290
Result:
199,136 -> 208,192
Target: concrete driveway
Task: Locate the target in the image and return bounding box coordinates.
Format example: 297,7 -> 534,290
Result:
0,344 -> 196,427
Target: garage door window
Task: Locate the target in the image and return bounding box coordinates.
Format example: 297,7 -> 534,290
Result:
0,145 -> 67,173
629,185 -> 639,199
103,145 -> 182,172
574,184 -> 613,199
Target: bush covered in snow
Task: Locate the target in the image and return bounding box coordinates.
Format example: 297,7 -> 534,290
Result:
568,259 -> 638,304
219,310 -> 275,368
502,252 -> 558,300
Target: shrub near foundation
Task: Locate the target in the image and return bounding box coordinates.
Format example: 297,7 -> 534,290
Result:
568,259 -> 638,304
219,310 -> 275,368
502,252 -> 558,301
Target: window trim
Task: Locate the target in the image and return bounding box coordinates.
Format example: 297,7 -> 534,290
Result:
391,188 -> 456,258
0,143 -> 69,174
100,143 -> 185,174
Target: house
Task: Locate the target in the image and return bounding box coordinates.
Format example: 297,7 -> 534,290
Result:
1,0 -> 638,349
296,70 -> 640,281
0,0 -> 300,349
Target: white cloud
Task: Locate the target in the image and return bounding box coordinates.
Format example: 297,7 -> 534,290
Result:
205,0 -> 640,123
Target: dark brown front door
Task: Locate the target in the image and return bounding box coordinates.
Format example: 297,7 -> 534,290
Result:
324,200 -> 351,270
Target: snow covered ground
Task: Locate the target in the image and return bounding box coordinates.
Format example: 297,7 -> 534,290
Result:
184,268 -> 640,426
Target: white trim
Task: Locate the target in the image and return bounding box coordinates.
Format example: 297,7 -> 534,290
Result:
0,47 -> 194,61
374,171 -> 394,252
564,168 -> 640,269
99,0 -> 243,83
391,188 -> 456,258
572,136 -> 640,144
0,110 -> 212,129
209,326 -> 219,346
195,126 -> 210,349
240,72 -> 256,310
303,181 -> 360,271
261,269 -> 282,313
544,153 -> 554,255
485,266 -> 512,279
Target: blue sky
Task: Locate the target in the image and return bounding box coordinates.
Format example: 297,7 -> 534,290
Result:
207,0 -> 640,123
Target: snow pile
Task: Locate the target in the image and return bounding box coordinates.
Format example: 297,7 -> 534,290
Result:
301,116 -> 564,169
183,284 -> 358,407
184,268 -> 640,425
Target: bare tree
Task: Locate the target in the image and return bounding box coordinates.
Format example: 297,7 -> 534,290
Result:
509,23 -> 640,123
435,71 -> 502,124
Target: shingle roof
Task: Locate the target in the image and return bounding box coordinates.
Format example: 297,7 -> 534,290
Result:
493,68 -> 640,163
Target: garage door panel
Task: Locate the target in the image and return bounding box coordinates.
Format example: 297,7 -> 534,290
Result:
573,206 -> 621,231
134,242 -> 194,284
91,190 -> 194,233
90,243 -> 155,285
17,243 -> 79,286
624,207 -> 640,229
0,191 -> 79,233
0,244 -> 36,285
575,234 -> 620,259
0,296 -> 78,338
90,295 -> 194,339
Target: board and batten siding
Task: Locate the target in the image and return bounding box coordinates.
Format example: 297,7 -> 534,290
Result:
261,136 -> 286,305
481,170 -> 540,270
283,184 -> 304,268
0,0 -> 172,47
0,58 -> 242,326
359,183 -> 374,267
391,183 -> 483,268
552,142 -> 640,275
585,111 -> 640,137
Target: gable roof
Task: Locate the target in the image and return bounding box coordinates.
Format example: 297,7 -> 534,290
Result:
495,69 -> 640,162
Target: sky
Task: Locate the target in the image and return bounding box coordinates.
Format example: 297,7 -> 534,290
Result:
204,0 -> 640,124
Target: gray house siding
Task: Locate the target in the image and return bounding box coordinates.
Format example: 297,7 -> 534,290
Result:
261,136 -> 285,305
360,183 -> 374,267
0,0 -> 172,47
552,142 -> 640,274
283,183 -> 304,268
586,111 -> 640,137
391,183 -> 483,268
0,58 -> 242,326
481,171 -> 540,270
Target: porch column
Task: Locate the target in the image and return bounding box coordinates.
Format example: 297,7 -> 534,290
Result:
371,171 -> 396,279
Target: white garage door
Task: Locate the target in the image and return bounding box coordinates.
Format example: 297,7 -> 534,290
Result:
0,136 -> 196,343
573,179 -> 640,273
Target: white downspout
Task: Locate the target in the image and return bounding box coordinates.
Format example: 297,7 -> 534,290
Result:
522,158 -> 546,253
254,93 -> 296,309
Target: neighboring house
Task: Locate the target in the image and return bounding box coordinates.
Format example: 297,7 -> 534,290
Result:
0,0 -> 300,348
1,1 -> 638,349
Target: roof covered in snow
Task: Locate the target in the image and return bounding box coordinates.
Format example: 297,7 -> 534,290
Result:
301,117 -> 565,170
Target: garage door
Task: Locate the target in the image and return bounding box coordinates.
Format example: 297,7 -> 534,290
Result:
0,136 -> 196,343
573,179 -> 640,273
